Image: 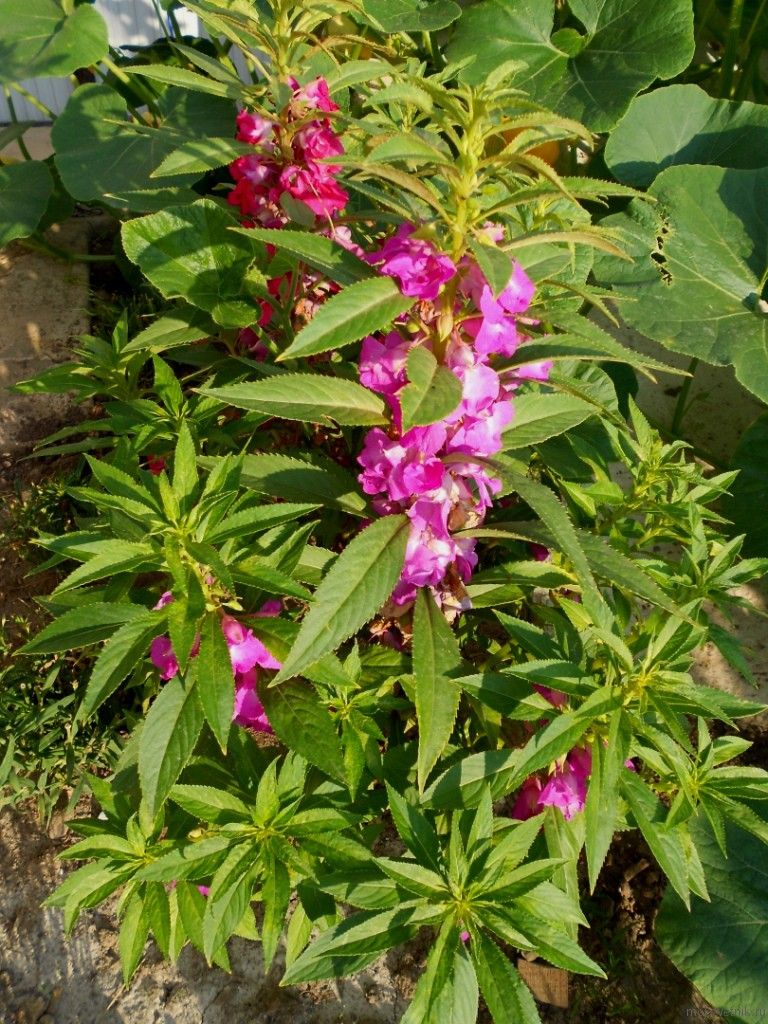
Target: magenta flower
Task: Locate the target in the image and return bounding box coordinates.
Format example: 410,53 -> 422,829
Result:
359,331 -> 411,402
369,224 -> 457,301
279,164 -> 349,218
150,636 -> 179,681
221,614 -> 281,674
537,746 -> 592,820
511,775 -> 544,820
235,109 -> 273,145
292,76 -> 339,113
233,668 -> 273,733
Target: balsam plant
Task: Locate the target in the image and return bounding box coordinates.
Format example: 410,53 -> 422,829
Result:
6,0 -> 768,1019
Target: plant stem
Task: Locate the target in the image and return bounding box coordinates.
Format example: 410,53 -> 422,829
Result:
720,0 -> 745,97
7,82 -> 56,121
2,87 -> 33,161
670,357 -> 699,436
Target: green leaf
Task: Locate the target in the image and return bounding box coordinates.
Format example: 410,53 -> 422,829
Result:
413,589 -> 462,792
123,308 -> 214,354
119,891 -> 150,985
471,931 -> 541,1024
136,835 -> 233,882
469,239 -> 512,297
196,614 -> 234,752
593,165 -> 768,404
123,63 -> 241,99
0,161 -> 53,246
584,709 -> 631,891
0,0 -> 108,82
401,923 -> 466,1024
621,770 -> 691,907
260,681 -> 345,783
52,540 -> 157,595
361,0 -> 461,31
202,843 -> 259,961
205,502 -> 317,544
201,374 -> 388,427
19,603 -> 149,655
448,0 -> 694,131
494,910 -> 605,976
505,471 -> 606,623
367,132 -> 452,168
122,199 -> 261,328
605,84 -> 768,188
274,515 -> 409,683
502,393 -> 595,450
170,785 -> 250,823
726,411 -> 768,557
152,137 -> 255,177
278,277 -> 413,361
232,452 -> 368,516
261,855 -> 290,969
139,674 -> 204,820
656,812 -> 768,1023
282,903 -> 443,984
230,227 -> 373,287
52,86 -> 225,207
81,611 -> 164,718
386,785 -> 442,872
400,347 -> 463,432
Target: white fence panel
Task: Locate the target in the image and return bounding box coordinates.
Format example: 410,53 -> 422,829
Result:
0,0 -> 203,122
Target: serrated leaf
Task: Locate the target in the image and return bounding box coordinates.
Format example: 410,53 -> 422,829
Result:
119,891 -> 150,985
261,855 -> 290,969
471,931 -> 541,1024
0,161 -> 53,246
274,515 -> 409,682
139,674 -> 204,820
400,347 -> 463,432
19,603 -> 148,655
278,277 -> 413,361
228,452 -> 368,516
503,392 -> 595,449
230,227 -> 373,286
80,611 -> 164,719
0,0 -> 108,83
202,843 -> 259,961
469,239 -> 512,297
413,589 -> 462,791
361,0 -> 461,31
152,137 -> 255,177
260,680 -> 345,783
585,709 -> 631,891
201,374 -> 388,427
196,614 -> 235,752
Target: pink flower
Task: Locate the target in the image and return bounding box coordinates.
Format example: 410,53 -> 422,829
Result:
534,685 -> 568,708
359,331 -> 411,401
153,590 -> 174,610
510,359 -> 553,383
537,746 -> 592,820
221,614 -> 281,674
279,164 -> 348,218
235,110 -> 273,145
292,76 -> 339,113
369,224 -> 456,301
233,668 -> 273,733
512,776 -> 544,820
145,455 -> 166,475
460,930 -> 470,943
295,122 -> 344,168
238,326 -> 269,360
401,496 -> 457,588
151,636 -> 179,681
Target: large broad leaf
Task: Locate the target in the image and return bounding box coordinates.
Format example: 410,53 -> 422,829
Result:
726,411 -> 768,557
0,0 -> 108,83
0,161 -> 53,246
274,514 -> 409,683
52,86 -> 234,210
656,813 -> 768,1023
361,0 -> 461,31
413,589 -> 462,792
278,277 -> 414,361
605,84 -> 768,188
122,199 -> 261,328
200,374 -> 388,427
447,0 -> 694,132
593,165 -> 768,404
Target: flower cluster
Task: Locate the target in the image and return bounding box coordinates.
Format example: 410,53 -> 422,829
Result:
512,746 -> 593,821
150,594 -> 281,734
228,77 -> 348,227
357,224 -> 547,609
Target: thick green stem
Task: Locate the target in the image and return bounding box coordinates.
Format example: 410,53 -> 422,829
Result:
21,234 -> 116,264
670,357 -> 699,436
719,0 -> 745,97
2,87 -> 33,161
7,82 -> 56,121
